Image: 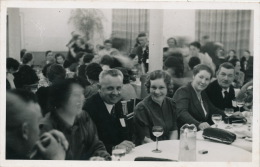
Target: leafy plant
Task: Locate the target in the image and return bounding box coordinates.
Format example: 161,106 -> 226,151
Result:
68,9 -> 105,43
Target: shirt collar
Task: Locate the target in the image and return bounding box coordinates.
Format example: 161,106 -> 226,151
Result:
104,102 -> 114,114
222,87 -> 230,93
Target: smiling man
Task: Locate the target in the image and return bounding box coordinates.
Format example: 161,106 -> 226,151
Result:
206,62 -> 236,110
83,69 -> 135,154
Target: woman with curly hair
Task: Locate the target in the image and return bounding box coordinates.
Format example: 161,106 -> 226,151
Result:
133,70 -> 178,145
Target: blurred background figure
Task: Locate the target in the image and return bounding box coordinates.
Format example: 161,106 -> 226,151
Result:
229,58 -> 244,88
6,57 -> 20,90
226,50 -> 238,61
163,37 -> 177,53
55,53 -> 70,69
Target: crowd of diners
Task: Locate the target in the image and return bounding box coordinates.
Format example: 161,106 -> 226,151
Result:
6,32 -> 253,160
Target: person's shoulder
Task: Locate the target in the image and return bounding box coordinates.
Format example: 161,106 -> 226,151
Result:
39,113 -> 54,132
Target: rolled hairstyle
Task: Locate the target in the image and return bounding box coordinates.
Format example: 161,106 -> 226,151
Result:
145,70 -> 172,93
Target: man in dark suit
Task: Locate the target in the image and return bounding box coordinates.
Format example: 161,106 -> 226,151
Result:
206,62 -> 236,110
131,33 -> 149,73
83,69 -> 135,154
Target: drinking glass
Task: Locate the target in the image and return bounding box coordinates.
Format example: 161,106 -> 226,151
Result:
224,108 -> 234,129
211,114 -> 222,128
236,99 -> 245,112
112,147 -> 126,161
152,126 -> 164,153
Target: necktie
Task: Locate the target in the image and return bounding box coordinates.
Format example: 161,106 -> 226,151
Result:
224,91 -> 228,99
111,106 -> 116,118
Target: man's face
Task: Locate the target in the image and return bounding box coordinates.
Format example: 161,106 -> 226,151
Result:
189,45 -> 200,57
46,52 -> 54,61
99,75 -> 123,104
138,36 -> 147,47
217,67 -> 235,89
243,51 -> 250,59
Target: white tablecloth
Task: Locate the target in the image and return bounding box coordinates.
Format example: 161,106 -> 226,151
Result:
121,140 -> 251,162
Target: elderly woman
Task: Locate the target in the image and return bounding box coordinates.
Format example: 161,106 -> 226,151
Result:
133,70 -> 178,145
173,64 -> 227,130
40,79 -> 111,160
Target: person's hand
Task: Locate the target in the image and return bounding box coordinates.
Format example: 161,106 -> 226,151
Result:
36,132 -> 67,160
48,130 -> 69,151
89,156 -> 106,161
6,73 -> 14,81
198,122 -> 210,130
116,140 -> 135,153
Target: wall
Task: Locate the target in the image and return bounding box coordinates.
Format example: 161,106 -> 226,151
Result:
20,8 -> 112,52
162,10 -> 196,47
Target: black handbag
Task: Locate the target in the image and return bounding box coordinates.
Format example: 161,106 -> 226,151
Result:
202,128 -> 236,144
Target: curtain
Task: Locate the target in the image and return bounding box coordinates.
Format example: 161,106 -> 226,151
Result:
112,9 -> 149,54
195,10 -> 252,58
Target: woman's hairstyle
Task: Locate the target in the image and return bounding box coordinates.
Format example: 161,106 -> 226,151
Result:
167,37 -> 177,45
189,41 -> 201,50
83,53 -> 94,63
193,64 -> 214,79
86,63 -> 103,81
20,49 -> 27,59
22,52 -> 33,64
114,67 -> 130,84
229,58 -> 240,67
47,64 -> 66,83
188,57 -> 201,70
7,58 -> 20,71
45,50 -> 52,57
145,70 -> 172,94
100,55 -> 114,67
164,53 -> 184,78
229,50 -> 236,55
48,78 -> 83,111
55,53 -> 65,60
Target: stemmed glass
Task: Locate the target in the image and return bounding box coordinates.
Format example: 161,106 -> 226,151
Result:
211,114 -> 222,128
112,147 -> 126,161
236,99 -> 245,112
224,108 -> 234,129
152,126 -> 164,153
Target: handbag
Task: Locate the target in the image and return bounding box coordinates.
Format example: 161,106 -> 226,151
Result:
202,128 -> 236,144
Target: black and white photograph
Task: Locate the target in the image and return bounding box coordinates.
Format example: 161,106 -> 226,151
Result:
1,1 -> 259,167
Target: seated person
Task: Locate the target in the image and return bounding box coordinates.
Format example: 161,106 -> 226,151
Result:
206,62 -> 236,110
229,58 -> 245,88
14,52 -> 39,89
183,56 -> 201,78
83,69 -> 135,154
36,64 -> 66,116
41,50 -> 55,67
173,64 -> 226,130
40,79 -> 110,160
77,53 -> 94,86
98,40 -> 118,57
134,70 -> 178,145
55,53 -> 70,68
84,63 -> 103,99
6,89 -> 68,160
115,67 -> 137,101
6,57 -> 20,89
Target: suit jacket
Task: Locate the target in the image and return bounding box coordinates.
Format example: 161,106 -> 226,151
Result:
205,80 -> 235,110
131,45 -> 149,72
83,93 -> 128,154
173,83 -> 224,129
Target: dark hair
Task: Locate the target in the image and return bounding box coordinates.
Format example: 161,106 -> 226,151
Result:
83,53 -> 94,63
48,79 -> 83,111
8,89 -> 38,103
193,64 -> 214,79
22,52 -> 33,64
75,52 -> 85,62
7,58 -> 20,71
20,49 -> 27,59
100,55 -> 114,67
114,67 -> 130,84
55,53 -> 65,60
42,63 -> 52,77
164,53 -> 184,78
229,58 -> 240,67
217,62 -> 235,74
145,70 -> 172,93
47,64 -> 66,83
229,50 -> 236,55
104,39 -> 112,44
138,32 -> 147,38
167,37 -> 177,45
188,57 -> 201,70
129,54 -> 137,60
189,41 -> 201,50
45,50 -> 52,57
86,63 -> 102,81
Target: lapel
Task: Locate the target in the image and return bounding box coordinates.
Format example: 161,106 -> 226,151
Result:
188,83 -> 207,120
213,80 -> 224,100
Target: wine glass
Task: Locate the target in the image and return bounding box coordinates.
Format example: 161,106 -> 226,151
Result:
224,108 -> 234,129
112,147 -> 126,161
152,126 -> 164,153
211,114 -> 222,128
237,99 -> 245,112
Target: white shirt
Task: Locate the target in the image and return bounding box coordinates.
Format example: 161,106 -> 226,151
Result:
222,88 -> 230,98
104,102 -> 114,114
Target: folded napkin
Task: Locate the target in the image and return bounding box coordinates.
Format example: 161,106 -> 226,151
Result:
134,157 -> 177,161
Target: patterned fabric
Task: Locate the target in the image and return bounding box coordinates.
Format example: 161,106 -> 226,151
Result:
195,10 -> 251,57
112,9 -> 149,53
